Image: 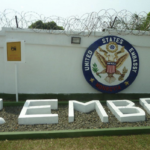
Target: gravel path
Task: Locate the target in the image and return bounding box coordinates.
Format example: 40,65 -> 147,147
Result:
0,104 -> 149,132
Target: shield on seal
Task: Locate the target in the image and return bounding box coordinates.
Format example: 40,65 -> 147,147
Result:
106,62 -> 116,74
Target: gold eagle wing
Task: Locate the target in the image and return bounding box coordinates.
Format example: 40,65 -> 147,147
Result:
95,51 -> 107,68
116,53 -> 129,69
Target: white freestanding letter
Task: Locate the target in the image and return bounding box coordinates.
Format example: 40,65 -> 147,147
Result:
18,99 -> 58,125
68,100 -> 108,123
0,99 -> 5,124
140,98 -> 150,114
107,100 -> 145,122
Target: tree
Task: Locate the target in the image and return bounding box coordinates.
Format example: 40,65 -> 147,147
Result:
28,20 -> 64,30
139,12 -> 150,31
113,12 -> 150,31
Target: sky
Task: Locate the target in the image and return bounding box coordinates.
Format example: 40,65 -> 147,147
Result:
0,0 -> 150,18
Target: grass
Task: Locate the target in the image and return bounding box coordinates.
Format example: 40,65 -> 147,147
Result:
1,100 -> 150,149
0,134 -> 150,150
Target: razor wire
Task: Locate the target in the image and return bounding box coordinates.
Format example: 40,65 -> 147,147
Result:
0,9 -> 150,36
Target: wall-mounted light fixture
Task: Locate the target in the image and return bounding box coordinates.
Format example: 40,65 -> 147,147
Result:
71,37 -> 81,44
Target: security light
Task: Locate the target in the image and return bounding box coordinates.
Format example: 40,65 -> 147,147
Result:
71,37 -> 81,44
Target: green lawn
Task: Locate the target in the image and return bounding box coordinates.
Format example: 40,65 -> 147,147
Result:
0,134 -> 150,150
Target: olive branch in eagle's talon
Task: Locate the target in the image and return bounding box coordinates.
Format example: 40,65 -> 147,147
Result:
92,63 -> 101,78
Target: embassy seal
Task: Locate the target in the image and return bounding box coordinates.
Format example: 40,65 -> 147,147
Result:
82,35 -> 139,93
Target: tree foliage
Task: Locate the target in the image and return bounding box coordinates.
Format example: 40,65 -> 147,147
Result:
28,20 -> 64,30
139,12 -> 150,31
113,12 -> 150,31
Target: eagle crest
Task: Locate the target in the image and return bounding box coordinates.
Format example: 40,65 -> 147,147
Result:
94,44 -> 129,84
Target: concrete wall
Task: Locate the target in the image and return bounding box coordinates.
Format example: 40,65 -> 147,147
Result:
0,27 -> 150,94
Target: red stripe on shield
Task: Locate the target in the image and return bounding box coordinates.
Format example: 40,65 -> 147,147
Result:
107,65 -> 116,74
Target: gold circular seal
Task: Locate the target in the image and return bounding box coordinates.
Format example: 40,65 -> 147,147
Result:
106,42 -> 118,53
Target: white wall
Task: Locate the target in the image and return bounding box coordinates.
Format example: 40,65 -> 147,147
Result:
0,27 -> 150,94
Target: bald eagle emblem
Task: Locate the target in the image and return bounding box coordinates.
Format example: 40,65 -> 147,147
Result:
94,42 -> 129,84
